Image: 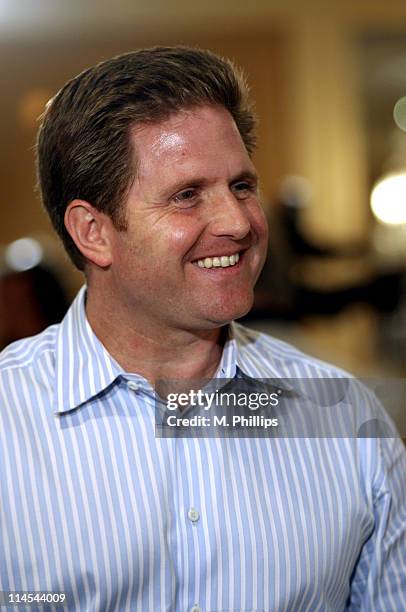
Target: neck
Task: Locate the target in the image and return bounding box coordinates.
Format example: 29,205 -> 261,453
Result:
85,285 -> 226,386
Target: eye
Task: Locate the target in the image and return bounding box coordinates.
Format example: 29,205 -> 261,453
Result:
172,188 -> 198,207
231,181 -> 257,200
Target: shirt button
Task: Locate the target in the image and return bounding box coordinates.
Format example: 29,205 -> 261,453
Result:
190,606 -> 202,612
127,381 -> 139,391
187,507 -> 200,523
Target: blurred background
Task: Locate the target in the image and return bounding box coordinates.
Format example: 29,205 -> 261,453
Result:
1,0 -> 406,394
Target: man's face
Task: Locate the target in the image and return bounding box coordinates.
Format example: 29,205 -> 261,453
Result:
107,104 -> 268,332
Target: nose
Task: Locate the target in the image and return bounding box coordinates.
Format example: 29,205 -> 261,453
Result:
206,190 -> 251,240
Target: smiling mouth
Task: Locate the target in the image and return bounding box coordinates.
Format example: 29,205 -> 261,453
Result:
193,252 -> 241,269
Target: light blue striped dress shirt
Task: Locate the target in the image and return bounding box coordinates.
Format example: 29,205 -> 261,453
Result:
0,286 -> 405,611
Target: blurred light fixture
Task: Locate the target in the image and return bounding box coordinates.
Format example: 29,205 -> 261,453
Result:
370,173 -> 406,226
394,96 -> 406,132
5,237 -> 43,271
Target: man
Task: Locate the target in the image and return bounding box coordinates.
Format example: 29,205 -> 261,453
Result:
0,47 -> 405,611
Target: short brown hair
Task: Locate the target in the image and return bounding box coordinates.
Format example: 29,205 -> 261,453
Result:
36,46 -> 257,270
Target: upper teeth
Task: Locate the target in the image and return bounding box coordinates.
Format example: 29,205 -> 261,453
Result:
196,253 -> 240,268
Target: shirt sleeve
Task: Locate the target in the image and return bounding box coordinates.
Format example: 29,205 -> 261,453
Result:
347,435 -> 406,610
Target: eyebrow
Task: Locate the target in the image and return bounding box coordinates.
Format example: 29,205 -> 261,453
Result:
231,170 -> 258,184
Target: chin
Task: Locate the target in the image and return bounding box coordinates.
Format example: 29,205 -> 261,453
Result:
203,295 -> 254,327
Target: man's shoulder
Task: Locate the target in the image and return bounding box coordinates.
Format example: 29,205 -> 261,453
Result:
234,322 -> 401,438
0,324 -> 59,376
232,321 -> 350,379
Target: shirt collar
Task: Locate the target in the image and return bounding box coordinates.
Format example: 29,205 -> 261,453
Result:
54,286 -> 124,414
228,321 -> 299,395
54,288 -> 297,414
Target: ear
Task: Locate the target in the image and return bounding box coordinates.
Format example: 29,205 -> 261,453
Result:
64,200 -> 113,268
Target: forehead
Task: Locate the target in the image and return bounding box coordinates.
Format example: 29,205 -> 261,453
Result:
130,105 -> 252,183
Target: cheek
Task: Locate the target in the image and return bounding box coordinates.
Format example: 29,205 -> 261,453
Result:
121,217 -> 204,268
166,225 -> 193,245
159,217 -> 204,257
250,204 -> 269,243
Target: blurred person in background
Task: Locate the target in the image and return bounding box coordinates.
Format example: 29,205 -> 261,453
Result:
0,46 -> 405,611
0,264 -> 69,349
